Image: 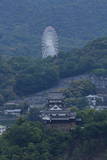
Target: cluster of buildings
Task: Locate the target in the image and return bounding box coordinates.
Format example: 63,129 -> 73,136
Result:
0,92 -> 107,134
0,102 -> 22,135
39,93 -> 107,131
0,98 -> 79,133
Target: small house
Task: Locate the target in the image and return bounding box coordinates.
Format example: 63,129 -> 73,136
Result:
4,109 -> 21,117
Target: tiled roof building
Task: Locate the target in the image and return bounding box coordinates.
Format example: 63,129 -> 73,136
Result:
40,99 -> 77,130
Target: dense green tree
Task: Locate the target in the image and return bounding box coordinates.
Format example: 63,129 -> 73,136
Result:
64,80 -> 96,98
1,110 -> 107,160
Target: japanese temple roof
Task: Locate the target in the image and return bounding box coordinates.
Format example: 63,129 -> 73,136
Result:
40,110 -> 76,114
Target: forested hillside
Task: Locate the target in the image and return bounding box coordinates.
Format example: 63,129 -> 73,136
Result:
0,37 -> 107,103
1,111 -> 107,160
0,0 -> 107,56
